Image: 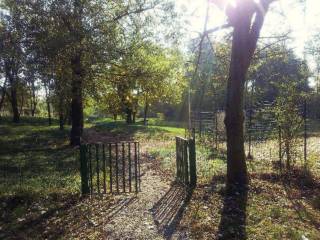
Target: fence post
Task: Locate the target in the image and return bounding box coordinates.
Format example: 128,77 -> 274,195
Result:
116,143 -> 119,193
192,128 -> 195,140
88,145 -> 93,194
134,142 -> 138,193
189,138 -> 197,187
109,143 -> 113,193
199,113 -> 202,138
184,140 -> 189,185
102,144 -> 106,193
138,142 -> 141,191
278,126 -> 282,173
80,145 -> 90,195
96,144 -> 100,194
175,137 -> 179,181
122,143 -> 126,192
128,142 -> 132,192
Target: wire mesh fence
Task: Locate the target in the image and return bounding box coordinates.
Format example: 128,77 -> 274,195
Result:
190,101 -> 320,175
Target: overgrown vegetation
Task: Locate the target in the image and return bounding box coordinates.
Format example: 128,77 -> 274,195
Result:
1,117 -> 320,239
1,0 -> 320,239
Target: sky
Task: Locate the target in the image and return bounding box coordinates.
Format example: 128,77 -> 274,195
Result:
175,0 -> 320,71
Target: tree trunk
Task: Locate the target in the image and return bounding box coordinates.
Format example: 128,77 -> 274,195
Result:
132,111 -> 136,123
31,107 -> 36,117
0,78 -> 7,115
224,17 -> 251,188
222,0 -> 269,189
5,64 -> 20,123
44,83 -> 52,125
69,0 -> 85,146
285,140 -> 291,170
11,86 -> 20,123
113,114 -> 117,121
70,53 -> 84,146
30,81 -> 37,117
143,99 -> 148,125
126,108 -> 132,124
47,100 -> 52,125
19,91 -> 25,116
67,107 -> 72,125
59,112 -> 64,130
58,94 -> 64,130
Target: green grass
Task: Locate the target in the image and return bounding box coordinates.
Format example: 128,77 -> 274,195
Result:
147,138 -> 226,182
0,117 -> 82,238
92,118 -> 226,182
93,117 -> 185,140
2,116 -> 319,239
0,120 -> 79,196
0,116 -> 185,199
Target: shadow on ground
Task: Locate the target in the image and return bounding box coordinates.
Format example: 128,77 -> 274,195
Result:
85,119 -> 178,144
254,170 -> 320,229
151,183 -> 193,239
1,194 -> 138,239
217,187 -> 248,240
205,174 -> 248,240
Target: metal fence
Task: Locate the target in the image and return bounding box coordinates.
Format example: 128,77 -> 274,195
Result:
79,142 -> 141,195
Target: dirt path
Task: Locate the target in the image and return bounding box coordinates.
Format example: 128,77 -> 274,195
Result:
101,153 -> 190,240
83,128 -> 190,239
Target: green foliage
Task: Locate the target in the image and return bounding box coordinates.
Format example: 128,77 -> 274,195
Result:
0,0 -> 181,127
249,44 -> 309,102
95,41 -> 186,122
273,80 -> 305,169
188,38 -> 230,112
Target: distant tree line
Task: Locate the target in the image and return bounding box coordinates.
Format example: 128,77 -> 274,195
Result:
0,0 -> 185,145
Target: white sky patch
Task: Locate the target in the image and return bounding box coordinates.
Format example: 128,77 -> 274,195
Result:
175,0 -> 320,85
175,0 -> 320,54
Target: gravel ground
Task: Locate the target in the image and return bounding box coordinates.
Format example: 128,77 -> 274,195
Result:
102,153 -> 190,240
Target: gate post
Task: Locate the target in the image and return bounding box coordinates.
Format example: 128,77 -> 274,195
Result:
80,144 -> 90,195
184,140 -> 189,185
176,137 -> 181,181
189,138 -> 197,187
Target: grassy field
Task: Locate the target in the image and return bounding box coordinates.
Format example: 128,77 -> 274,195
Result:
0,117 -> 79,195
1,117 -> 320,239
0,117 -> 80,238
0,117 -> 185,238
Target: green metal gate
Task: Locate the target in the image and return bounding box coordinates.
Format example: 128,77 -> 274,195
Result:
175,136 -> 196,187
79,142 -> 140,195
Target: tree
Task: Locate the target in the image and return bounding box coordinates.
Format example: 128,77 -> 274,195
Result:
274,81 -> 305,170
0,1 -> 27,123
137,46 -> 185,125
0,76 -> 8,115
188,38 -> 230,112
306,32 -> 320,119
100,40 -> 185,124
210,0 -> 276,188
23,0 -> 178,145
249,44 -> 309,102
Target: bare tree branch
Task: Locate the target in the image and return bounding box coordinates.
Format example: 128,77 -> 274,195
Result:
110,4 -> 158,22
247,0 -> 271,62
204,23 -> 231,35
